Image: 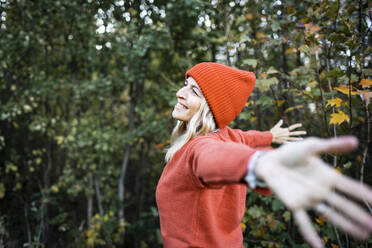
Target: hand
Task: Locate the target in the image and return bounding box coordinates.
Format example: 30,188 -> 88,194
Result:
270,119 -> 306,144
255,136 -> 372,248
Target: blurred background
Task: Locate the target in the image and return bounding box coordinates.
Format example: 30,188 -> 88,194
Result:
0,0 -> 371,247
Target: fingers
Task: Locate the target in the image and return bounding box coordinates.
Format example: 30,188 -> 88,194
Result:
294,210 -> 324,248
325,192 -> 372,231
288,123 -> 302,131
278,137 -> 304,144
288,136 -> 358,157
274,119 -> 283,128
335,175 -> 372,203
314,136 -> 358,154
287,137 -> 304,141
288,131 -> 307,136
314,203 -> 369,240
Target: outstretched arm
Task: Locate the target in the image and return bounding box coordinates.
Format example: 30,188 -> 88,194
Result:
254,136 -> 372,248
270,119 -> 307,144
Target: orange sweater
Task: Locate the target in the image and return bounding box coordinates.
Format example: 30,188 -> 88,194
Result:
156,127 -> 273,248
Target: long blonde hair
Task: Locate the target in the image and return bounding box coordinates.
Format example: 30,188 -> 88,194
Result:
165,98 -> 217,162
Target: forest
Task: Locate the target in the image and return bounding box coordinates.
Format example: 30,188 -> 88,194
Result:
0,0 -> 371,247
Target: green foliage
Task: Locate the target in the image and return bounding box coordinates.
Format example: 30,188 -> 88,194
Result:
0,0 -> 371,247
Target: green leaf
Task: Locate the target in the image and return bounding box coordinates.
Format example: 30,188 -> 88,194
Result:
363,68 -> 372,76
328,33 -> 345,42
242,59 -> 257,68
283,211 -> 291,221
271,21 -> 281,32
266,67 -> 279,74
247,206 -> 264,218
255,77 -> 279,91
240,35 -> 251,43
272,199 -> 284,211
323,67 -> 345,78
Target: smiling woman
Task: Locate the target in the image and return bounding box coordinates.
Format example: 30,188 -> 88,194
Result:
165,77 -> 216,162
156,62 -> 372,248
172,77 -> 203,122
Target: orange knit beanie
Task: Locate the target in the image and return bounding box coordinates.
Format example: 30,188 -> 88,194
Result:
185,62 -> 256,128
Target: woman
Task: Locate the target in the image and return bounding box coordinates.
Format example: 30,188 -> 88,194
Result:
156,62 -> 372,248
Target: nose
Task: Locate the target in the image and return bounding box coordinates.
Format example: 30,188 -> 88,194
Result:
176,87 -> 186,99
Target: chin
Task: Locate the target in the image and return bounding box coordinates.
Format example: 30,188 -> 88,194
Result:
172,110 -> 188,122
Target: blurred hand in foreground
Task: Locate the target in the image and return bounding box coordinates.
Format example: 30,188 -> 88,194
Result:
255,136 -> 372,248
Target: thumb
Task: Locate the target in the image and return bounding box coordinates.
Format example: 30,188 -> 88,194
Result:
274,119 -> 283,129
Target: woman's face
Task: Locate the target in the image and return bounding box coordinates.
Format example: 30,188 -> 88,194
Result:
172,77 -> 204,122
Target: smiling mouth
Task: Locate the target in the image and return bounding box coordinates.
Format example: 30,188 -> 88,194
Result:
176,102 -> 188,109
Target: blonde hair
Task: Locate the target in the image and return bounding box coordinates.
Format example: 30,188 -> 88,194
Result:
165,98 -> 217,162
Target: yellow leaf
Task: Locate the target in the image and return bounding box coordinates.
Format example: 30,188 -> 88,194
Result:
309,25 -> 322,34
322,236 -> 328,243
245,100 -> 254,107
16,182 -> 22,190
155,143 -> 164,150
331,244 -> 339,248
277,100 -> 285,107
326,98 -> 343,108
329,111 -> 350,125
284,105 -> 303,113
256,226 -> 265,237
285,47 -> 296,54
287,5 -> 295,14
360,79 -> 372,88
56,136 -> 64,145
267,213 -> 275,227
316,34 -> 324,40
306,80 -> 318,87
256,32 -> 267,39
315,216 -> 326,226
301,18 -> 310,24
298,45 -> 310,53
247,14 -> 254,20
0,183 -> 5,199
304,23 -> 311,29
91,71 -> 98,81
304,23 -> 322,34
240,222 -> 247,230
333,85 -> 357,95
357,90 -> 372,106
259,72 -> 268,79
35,158 -> 42,165
320,2 -> 328,9
51,185 -> 59,193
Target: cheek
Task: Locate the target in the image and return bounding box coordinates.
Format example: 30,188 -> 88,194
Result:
189,99 -> 202,113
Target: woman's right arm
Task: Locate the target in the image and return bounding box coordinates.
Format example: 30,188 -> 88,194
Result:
188,137 -> 256,185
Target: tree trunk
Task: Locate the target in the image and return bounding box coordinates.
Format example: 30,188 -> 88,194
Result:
118,82 -> 137,245
87,173 -> 93,228
95,177 -> 104,217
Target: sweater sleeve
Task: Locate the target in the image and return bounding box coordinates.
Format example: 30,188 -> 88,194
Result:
236,129 -> 273,147
187,137 -> 256,186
